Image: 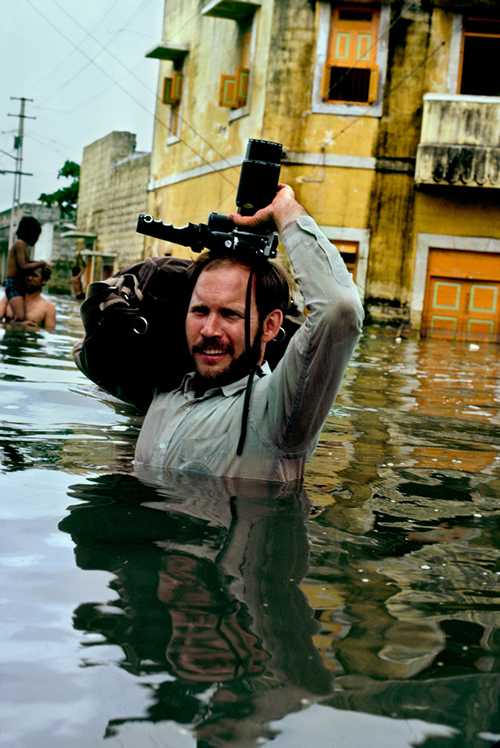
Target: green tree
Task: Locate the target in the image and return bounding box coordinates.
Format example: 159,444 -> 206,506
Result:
39,160 -> 80,214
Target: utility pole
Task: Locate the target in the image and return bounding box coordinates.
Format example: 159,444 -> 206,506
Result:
7,97 -> 35,246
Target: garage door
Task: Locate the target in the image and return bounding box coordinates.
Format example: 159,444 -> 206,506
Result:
421,249 -> 500,342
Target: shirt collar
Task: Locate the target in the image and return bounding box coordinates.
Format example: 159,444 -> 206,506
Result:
182,361 -> 271,399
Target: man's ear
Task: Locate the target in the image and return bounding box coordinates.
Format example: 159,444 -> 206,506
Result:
261,309 -> 283,344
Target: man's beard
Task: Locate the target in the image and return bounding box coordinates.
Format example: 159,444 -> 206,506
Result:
192,327 -> 263,393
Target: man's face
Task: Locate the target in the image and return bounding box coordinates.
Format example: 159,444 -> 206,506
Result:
24,267 -> 44,292
185,263 -> 263,388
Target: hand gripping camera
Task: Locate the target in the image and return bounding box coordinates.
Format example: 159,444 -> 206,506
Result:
136,139 -> 283,259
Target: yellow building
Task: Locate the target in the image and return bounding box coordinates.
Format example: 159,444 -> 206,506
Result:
144,0 -> 500,342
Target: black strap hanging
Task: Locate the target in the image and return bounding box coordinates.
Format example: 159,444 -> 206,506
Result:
237,269 -> 256,456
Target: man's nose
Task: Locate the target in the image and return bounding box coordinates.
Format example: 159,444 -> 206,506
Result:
201,313 -> 222,338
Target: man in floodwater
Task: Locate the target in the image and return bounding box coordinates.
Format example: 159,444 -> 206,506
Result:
0,265 -> 56,329
134,184 -> 364,482
71,263 -> 86,300
5,216 -> 48,322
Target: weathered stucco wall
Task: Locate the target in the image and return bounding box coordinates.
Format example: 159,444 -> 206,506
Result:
364,2 -> 432,309
261,0 -> 316,147
147,0 -> 313,259
104,151 -> 151,267
77,132 -> 150,268
414,188 -> 500,241
148,0 -> 274,189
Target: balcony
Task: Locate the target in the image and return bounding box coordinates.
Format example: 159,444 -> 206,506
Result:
415,94 -> 500,188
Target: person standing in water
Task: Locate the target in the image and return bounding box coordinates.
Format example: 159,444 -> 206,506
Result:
5,216 -> 48,322
0,264 -> 56,329
71,263 -> 86,300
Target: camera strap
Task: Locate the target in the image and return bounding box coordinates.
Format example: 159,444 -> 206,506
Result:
237,269 -> 256,457
244,267 -> 253,357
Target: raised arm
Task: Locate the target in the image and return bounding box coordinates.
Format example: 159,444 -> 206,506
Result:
14,241 -> 47,272
234,185 -> 364,455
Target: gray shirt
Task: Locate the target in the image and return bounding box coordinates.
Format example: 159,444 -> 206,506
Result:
134,215 -> 364,482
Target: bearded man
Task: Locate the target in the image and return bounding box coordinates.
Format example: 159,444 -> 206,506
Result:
0,265 -> 56,329
134,184 -> 364,482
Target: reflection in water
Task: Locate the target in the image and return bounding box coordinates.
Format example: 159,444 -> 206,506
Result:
2,298 -> 500,746
59,471 -> 332,746
301,331 -> 500,745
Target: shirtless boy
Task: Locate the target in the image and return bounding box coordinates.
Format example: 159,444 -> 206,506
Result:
5,216 -> 47,322
71,264 -> 86,300
0,265 -> 56,329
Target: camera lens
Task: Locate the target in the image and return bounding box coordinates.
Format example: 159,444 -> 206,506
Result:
236,139 -> 283,215
244,139 -> 282,165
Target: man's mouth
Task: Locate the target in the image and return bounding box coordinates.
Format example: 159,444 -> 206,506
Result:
202,347 -> 226,355
193,343 -> 232,362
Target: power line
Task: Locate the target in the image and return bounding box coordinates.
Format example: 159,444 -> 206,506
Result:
49,0 -> 239,179
35,0 -> 149,107
28,131 -> 79,159
27,0 -> 239,192
32,0 -> 122,100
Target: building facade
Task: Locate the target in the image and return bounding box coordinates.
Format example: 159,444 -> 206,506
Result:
76,131 -> 151,288
143,0 -> 500,342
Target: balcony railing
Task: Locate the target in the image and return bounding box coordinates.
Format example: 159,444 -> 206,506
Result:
415,93 -> 500,188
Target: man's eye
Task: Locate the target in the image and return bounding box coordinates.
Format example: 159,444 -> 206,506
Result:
223,310 -> 242,320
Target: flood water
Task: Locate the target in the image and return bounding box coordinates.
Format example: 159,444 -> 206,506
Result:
1,293 -> 500,748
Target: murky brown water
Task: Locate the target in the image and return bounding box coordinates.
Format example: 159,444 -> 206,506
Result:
1,296 -> 499,747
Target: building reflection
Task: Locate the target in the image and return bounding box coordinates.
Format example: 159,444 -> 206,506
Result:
296,330 -> 500,742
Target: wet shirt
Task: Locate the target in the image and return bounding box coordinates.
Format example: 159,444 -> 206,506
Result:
134,216 -> 364,482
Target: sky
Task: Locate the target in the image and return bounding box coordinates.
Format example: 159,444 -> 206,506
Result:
0,0 -> 164,213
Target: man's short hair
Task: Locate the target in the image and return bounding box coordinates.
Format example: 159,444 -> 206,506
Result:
16,216 -> 42,245
186,252 -> 293,321
40,265 -> 52,282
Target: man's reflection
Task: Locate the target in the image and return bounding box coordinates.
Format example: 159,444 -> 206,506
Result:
158,552 -> 269,683
59,470 -> 333,746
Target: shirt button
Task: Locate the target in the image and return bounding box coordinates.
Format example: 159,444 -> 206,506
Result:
159,443 -> 165,450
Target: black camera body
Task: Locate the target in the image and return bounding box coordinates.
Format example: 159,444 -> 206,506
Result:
235,138 -> 283,216
136,138 -> 283,259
